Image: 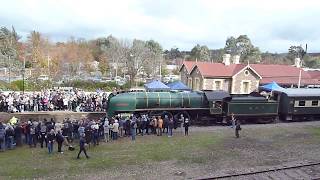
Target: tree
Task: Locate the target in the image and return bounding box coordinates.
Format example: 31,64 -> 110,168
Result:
126,39 -> 151,85
224,36 -> 238,55
0,27 -> 19,67
288,45 -> 306,60
224,35 -> 261,63
0,26 -> 22,83
104,35 -> 127,77
164,47 -> 182,61
145,40 -> 163,77
190,44 -> 210,61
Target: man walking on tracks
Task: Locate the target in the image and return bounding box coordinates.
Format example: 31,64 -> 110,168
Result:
235,120 -> 241,138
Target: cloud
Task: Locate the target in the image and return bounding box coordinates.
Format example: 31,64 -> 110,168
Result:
0,0 -> 320,52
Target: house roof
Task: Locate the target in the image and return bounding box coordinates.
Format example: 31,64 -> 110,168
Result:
307,71 -> 320,79
181,61 -> 320,85
260,77 -> 320,85
190,62 -> 246,77
250,64 -> 320,85
179,61 -> 197,73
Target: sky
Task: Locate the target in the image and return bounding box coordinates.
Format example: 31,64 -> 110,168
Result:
1,0 -> 320,53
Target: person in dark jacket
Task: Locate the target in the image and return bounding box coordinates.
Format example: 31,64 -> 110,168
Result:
184,118 -> 189,136
163,115 -> 169,134
14,123 -> 22,147
235,120 -> 241,138
168,118 -> 174,137
46,129 -> 55,154
77,133 -> 89,159
0,122 -> 6,151
56,130 -> 65,153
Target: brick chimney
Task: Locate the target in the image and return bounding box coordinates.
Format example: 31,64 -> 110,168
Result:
223,54 -> 231,66
294,58 -> 301,68
232,55 -> 240,64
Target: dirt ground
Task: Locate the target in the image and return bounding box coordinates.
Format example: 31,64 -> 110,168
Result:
46,121 -> 320,180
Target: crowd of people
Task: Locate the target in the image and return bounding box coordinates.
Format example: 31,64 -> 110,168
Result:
0,114 -> 190,158
0,89 -> 109,113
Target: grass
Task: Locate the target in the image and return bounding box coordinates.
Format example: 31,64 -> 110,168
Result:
0,132 -> 222,179
309,127 -> 320,138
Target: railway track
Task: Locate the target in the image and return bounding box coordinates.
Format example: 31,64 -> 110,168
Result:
199,161 -> 320,180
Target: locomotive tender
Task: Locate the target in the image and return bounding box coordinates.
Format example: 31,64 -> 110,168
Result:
107,88 -> 320,124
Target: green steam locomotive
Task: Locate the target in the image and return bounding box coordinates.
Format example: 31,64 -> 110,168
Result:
107,90 -> 279,124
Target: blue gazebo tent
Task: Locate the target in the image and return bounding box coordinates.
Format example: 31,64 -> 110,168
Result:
144,80 -> 170,91
166,81 -> 191,91
259,81 -> 285,92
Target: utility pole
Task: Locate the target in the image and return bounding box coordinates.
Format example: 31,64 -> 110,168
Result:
22,57 -> 25,94
8,55 -> 11,83
298,44 -> 307,88
159,59 -> 162,81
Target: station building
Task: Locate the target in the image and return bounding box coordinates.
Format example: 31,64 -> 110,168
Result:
179,54 -> 320,94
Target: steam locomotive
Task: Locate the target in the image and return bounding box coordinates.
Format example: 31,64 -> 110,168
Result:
107,88 -> 320,124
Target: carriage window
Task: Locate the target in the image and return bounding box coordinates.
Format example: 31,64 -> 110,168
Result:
312,101 -> 319,106
298,101 -> 305,106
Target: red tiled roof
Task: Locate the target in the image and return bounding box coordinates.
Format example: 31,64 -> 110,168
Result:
192,62 -> 246,77
250,64 -> 307,78
250,64 -> 320,85
260,77 -> 320,85
181,61 -> 320,85
307,71 -> 320,79
180,61 -> 196,73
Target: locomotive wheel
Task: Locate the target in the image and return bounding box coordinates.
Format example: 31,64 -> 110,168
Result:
256,118 -> 274,124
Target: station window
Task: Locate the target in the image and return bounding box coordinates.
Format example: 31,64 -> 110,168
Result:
312,101 -> 319,106
242,81 -> 250,94
298,101 -> 305,106
214,81 -> 222,90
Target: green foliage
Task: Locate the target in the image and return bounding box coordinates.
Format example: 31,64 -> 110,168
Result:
0,26 -> 20,68
288,45 -> 306,60
10,80 -> 24,90
164,47 -> 183,60
146,39 -> 163,54
224,35 -> 261,63
161,64 -> 169,76
25,60 -> 32,68
304,55 -> 320,68
190,44 -> 210,61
